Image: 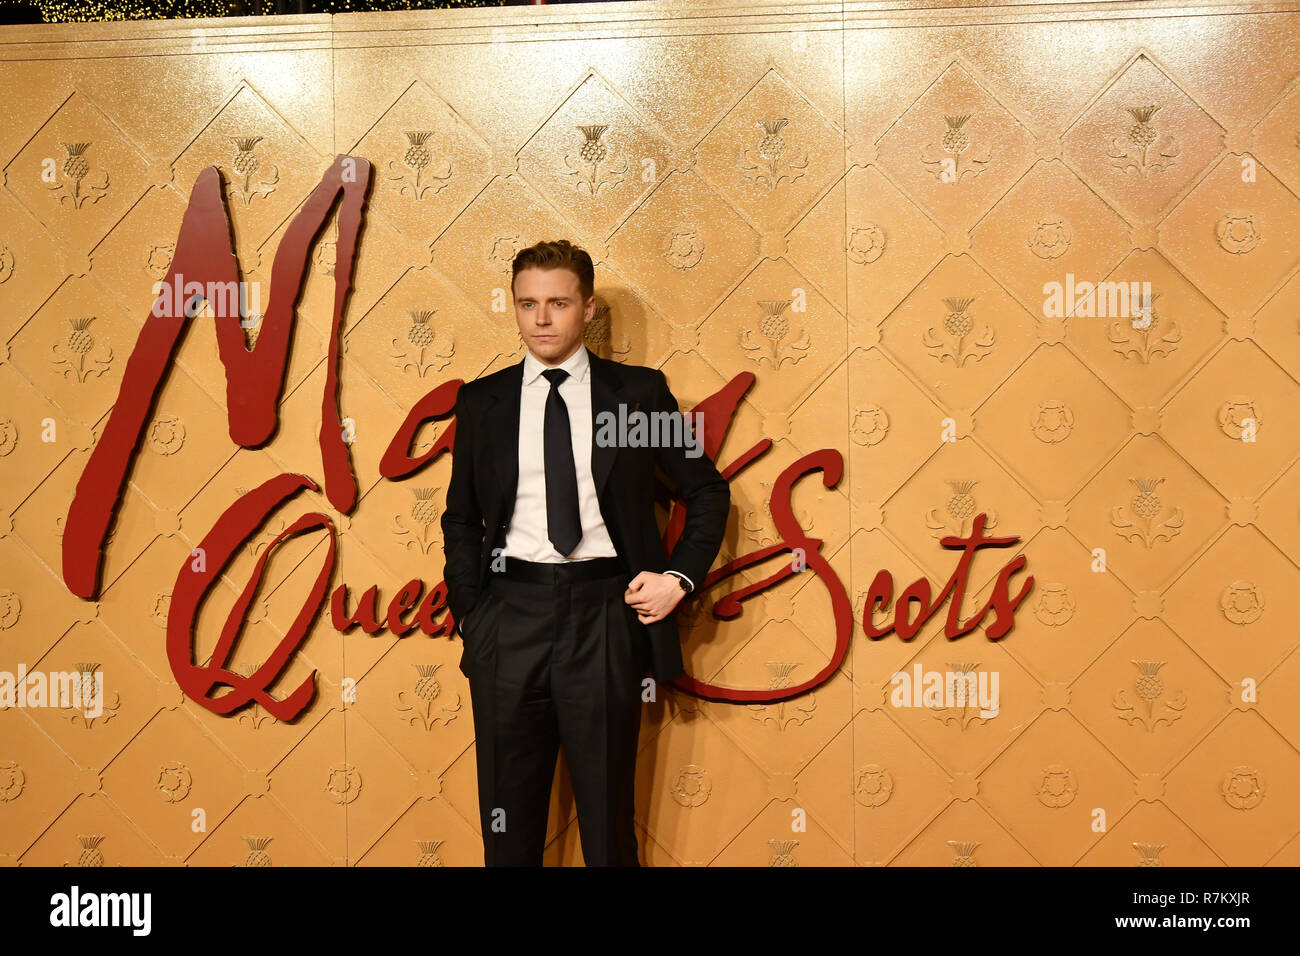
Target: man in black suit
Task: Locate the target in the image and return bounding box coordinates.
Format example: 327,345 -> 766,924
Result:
441,239 -> 730,866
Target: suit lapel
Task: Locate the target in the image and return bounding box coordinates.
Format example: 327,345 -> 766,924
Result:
483,360 -> 523,519
587,349 -> 625,498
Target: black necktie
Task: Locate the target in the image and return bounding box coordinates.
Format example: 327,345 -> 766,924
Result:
541,367 -> 582,556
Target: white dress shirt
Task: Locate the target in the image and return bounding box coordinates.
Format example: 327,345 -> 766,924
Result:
504,345 -> 618,562
502,345 -> 696,591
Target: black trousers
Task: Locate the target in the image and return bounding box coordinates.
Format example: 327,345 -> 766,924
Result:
458,558 -> 649,866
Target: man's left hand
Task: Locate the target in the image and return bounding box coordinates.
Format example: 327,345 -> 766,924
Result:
625,571 -> 686,624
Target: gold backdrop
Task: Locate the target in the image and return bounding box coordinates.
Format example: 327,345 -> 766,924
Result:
2,0 -> 1300,866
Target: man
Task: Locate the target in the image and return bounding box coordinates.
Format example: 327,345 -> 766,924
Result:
441,239 -> 730,866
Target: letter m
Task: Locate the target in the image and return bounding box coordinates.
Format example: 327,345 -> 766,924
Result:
62,156 -> 371,598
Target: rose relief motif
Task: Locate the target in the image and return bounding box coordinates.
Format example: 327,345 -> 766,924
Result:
846,223 -> 886,264
670,765 -> 712,808
855,764 -> 894,807
1030,400 -> 1074,443
850,404 -> 889,446
1216,213 -> 1262,254
1033,583 -> 1074,627
1028,216 -> 1072,259
1217,398 -> 1260,440
1220,581 -> 1263,625
1221,767 -> 1264,809
663,224 -> 704,269
1036,765 -> 1077,808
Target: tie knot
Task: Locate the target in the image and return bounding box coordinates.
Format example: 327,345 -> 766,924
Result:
542,368 -> 569,388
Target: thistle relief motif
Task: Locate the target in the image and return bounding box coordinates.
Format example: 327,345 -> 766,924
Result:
416,840 -> 445,867
1133,842 -> 1166,866
738,118 -> 809,190
566,124 -> 628,197
921,113 -> 991,183
747,662 -> 816,731
235,486 -> 286,557
923,296 -> 994,367
1108,105 -> 1180,175
1107,291 -> 1179,363
1110,477 -> 1183,548
59,662 -> 119,729
72,834 -> 107,867
47,142 -> 110,209
582,305 -> 629,358
1113,659 -> 1185,732
926,480 -> 997,539
931,662 -> 990,731
386,130 -> 453,200
391,309 -> 454,377
742,478 -> 814,547
741,299 -> 811,368
243,836 -> 273,867
233,662 -> 275,730
768,839 -> 799,867
948,840 -> 980,866
395,663 -> 462,731
51,316 -> 114,383
224,136 -> 279,207
393,487 -> 443,554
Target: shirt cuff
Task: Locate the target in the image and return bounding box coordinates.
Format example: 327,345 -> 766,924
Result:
664,570 -> 694,592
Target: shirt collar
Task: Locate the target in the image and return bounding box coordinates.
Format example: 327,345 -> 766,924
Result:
522,343 -> 590,387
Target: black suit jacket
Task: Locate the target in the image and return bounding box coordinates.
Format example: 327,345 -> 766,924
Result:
440,348 -> 730,682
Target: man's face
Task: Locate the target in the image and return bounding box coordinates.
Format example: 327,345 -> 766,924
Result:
512,266 -> 594,366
